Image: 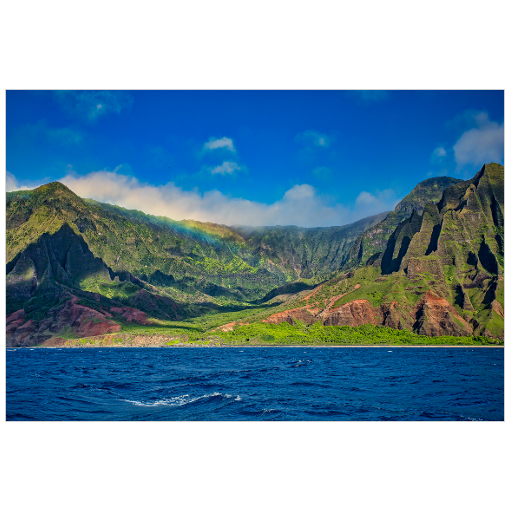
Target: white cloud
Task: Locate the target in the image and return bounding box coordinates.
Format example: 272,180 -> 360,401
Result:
203,136 -> 235,152
210,161 -> 241,175
295,130 -> 333,148
433,147 -> 446,158
430,146 -> 447,165
453,114 -> 504,170
283,183 -> 315,200
57,170 -> 398,227
442,110 -> 504,172
6,172 -> 38,192
200,138 -> 241,175
354,189 -> 400,215
6,171 -> 20,191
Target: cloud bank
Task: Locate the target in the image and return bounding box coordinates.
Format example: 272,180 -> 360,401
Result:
6,172 -> 21,191
428,111 -> 503,177
47,170 -> 400,228
453,112 -> 504,170
6,171 -> 47,192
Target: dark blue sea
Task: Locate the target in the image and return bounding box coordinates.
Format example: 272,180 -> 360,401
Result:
6,347 -> 504,421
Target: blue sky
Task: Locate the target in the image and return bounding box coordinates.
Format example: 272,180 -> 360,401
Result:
6,90 -> 504,227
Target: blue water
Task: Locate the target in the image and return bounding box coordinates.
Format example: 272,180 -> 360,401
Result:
6,347 -> 504,421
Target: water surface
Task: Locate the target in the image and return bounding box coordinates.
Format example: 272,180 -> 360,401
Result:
6,347 -> 504,421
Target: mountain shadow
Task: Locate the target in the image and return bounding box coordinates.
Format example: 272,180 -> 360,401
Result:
425,224 -> 442,255
478,238 -> 499,275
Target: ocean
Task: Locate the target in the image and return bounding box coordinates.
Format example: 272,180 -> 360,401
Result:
6,346 -> 504,421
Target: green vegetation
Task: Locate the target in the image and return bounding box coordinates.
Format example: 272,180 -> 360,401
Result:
69,321 -> 502,347
79,322 -> 503,346
78,276 -> 141,300
344,176 -> 463,269
23,290 -> 67,321
214,321 -> 501,346
5,163 -> 505,346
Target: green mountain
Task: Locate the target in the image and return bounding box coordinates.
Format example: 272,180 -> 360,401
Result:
5,182 -> 385,345
5,164 -> 504,346
231,212 -> 388,280
344,176 -> 463,268
255,163 -> 504,340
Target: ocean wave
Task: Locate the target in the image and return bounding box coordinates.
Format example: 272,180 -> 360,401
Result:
7,348 -> 503,421
124,392 -> 242,407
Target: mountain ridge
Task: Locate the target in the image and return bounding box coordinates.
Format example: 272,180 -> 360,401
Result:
344,175 -> 464,269
6,182 -> 387,345
255,163 -> 503,340
6,164 -> 504,346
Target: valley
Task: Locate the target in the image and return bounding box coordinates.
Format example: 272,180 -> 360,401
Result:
6,163 -> 504,347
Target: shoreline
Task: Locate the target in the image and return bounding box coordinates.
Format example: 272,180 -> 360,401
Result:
6,344 -> 504,349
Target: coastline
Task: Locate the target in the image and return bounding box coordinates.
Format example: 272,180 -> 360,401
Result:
7,344 -> 504,349
7,331 -> 503,349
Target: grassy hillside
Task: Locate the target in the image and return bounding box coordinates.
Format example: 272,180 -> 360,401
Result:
243,164 -> 504,340
6,182 -> 385,345
6,164 -> 503,346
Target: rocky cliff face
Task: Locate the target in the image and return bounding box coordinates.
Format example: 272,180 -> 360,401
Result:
261,289 -> 471,337
413,292 -> 473,337
343,163 -> 504,338
344,176 -> 463,269
6,296 -> 122,347
232,211 -> 389,280
259,164 -> 504,339
5,164 -> 504,343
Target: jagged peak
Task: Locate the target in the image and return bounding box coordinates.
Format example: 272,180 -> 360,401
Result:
394,175 -> 464,214
471,162 -> 504,187
436,163 -> 504,214
470,164 -> 487,187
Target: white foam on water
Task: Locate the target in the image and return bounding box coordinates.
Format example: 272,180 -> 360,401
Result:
124,391 -> 237,408
212,392 -> 242,402
124,394 -> 198,407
